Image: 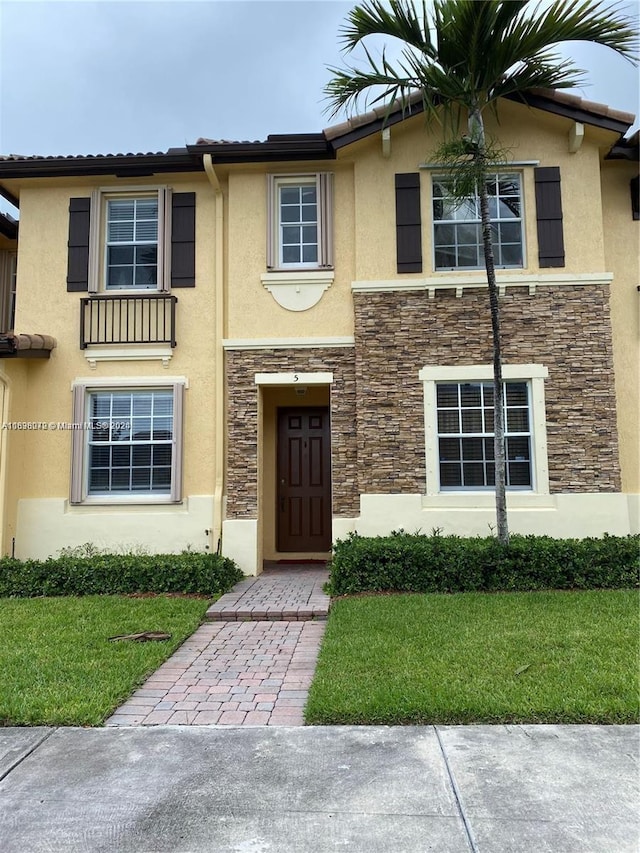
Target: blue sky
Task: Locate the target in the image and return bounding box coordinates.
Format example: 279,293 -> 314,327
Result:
0,0 -> 637,161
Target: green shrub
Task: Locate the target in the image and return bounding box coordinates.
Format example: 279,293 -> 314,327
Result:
0,550 -> 243,598
328,532 -> 640,595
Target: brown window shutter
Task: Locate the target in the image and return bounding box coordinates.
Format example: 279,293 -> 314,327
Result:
630,175 -> 639,221
534,167 -> 565,267
395,173 -> 422,273
171,192 -> 196,287
67,198 -> 91,291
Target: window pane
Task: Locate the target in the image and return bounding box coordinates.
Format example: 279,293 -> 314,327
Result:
461,437 -> 484,461
301,186 -> 317,203
500,243 -> 523,266
280,187 -> 300,205
281,206 -> 299,223
507,408 -> 530,432
301,204 -> 316,223
438,410 -> 460,433
460,384 -> 481,407
302,245 -> 318,263
435,247 -> 458,269
433,223 -> 455,245
302,225 -> 317,244
462,462 -> 485,486
107,267 -> 133,289
282,246 -> 299,264
461,410 -> 483,433
90,446 -> 110,467
506,383 -> 528,406
440,463 -> 462,487
132,445 -> 152,466
132,468 -> 151,490
439,438 -> 461,461
108,200 -> 135,220
282,226 -> 300,245
457,245 -> 480,267
134,265 -> 157,288
508,462 -> 531,486
437,385 -> 458,407
108,246 -> 134,265
112,446 -> 130,467
507,436 -> 530,461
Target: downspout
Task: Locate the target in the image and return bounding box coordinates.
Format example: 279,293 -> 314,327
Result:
203,154 -> 225,554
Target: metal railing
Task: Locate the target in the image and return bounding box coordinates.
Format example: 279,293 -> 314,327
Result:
80,294 -> 177,349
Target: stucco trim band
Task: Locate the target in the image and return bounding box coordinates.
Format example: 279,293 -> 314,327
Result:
352,272 -> 614,296
223,337 -> 355,350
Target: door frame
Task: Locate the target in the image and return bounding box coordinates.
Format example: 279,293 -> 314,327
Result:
255,373 -> 334,565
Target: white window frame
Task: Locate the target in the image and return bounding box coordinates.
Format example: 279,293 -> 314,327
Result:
266,173 -> 333,271
70,377 -> 185,505
419,364 -> 549,498
431,172 -> 525,271
88,186 -> 171,294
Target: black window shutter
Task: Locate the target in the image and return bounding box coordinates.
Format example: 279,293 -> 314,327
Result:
171,192 -> 196,287
66,198 -> 91,291
534,167 -> 565,267
395,173 -> 422,273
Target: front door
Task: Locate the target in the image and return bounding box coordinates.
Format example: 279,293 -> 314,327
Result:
277,407 -> 331,552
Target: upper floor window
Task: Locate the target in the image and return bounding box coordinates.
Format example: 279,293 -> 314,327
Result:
105,197 -> 159,290
66,189 -> 196,294
267,173 -> 334,271
432,173 -> 523,270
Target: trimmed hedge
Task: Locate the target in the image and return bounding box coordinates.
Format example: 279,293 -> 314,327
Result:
0,551 -> 244,598
328,532 -> 640,595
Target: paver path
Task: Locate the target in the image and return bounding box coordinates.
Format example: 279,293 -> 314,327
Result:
106,565 -> 329,727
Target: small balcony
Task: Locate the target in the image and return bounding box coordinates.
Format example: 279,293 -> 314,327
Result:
80,294 -> 177,350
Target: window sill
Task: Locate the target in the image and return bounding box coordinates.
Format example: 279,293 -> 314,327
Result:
70,497 -> 183,508
261,270 -> 334,312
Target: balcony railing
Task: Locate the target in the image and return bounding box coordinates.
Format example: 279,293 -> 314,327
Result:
80,294 -> 177,349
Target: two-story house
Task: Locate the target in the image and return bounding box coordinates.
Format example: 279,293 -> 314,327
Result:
0,89 -> 637,574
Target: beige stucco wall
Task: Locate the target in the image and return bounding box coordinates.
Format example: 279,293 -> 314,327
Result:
347,100 -> 607,283
601,159 -> 640,495
2,174 -> 221,556
225,165 -> 355,339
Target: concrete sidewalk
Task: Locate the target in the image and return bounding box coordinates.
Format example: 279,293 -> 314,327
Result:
0,725 -> 638,852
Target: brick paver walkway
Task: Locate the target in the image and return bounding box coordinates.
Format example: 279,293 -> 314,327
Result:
205,565 -> 329,621
106,565 -> 329,727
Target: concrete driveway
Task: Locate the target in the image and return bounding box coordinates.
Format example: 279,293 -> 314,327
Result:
1,724 -> 638,852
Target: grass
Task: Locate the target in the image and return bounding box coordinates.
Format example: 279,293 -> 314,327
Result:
305,589 -> 640,725
0,595 -> 210,726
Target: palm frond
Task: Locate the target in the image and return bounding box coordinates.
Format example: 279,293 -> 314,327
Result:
339,0 -> 436,57
325,0 -> 638,121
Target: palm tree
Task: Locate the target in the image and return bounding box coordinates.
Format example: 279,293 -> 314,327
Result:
326,0 -> 638,544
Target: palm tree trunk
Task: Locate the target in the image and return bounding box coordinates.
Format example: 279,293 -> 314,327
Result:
471,109 -> 509,545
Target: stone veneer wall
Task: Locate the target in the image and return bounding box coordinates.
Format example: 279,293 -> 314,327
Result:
225,347 -> 358,518
354,285 -> 621,495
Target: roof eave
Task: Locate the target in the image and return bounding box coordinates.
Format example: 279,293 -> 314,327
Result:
0,151 -> 201,180
187,136 -> 333,163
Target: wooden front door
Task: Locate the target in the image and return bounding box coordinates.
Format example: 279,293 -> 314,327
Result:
277,407 -> 331,552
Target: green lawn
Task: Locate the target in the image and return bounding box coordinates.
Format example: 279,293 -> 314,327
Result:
305,589 -> 640,725
0,595 -> 209,726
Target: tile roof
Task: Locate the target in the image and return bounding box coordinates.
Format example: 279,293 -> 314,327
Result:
322,87 -> 636,141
